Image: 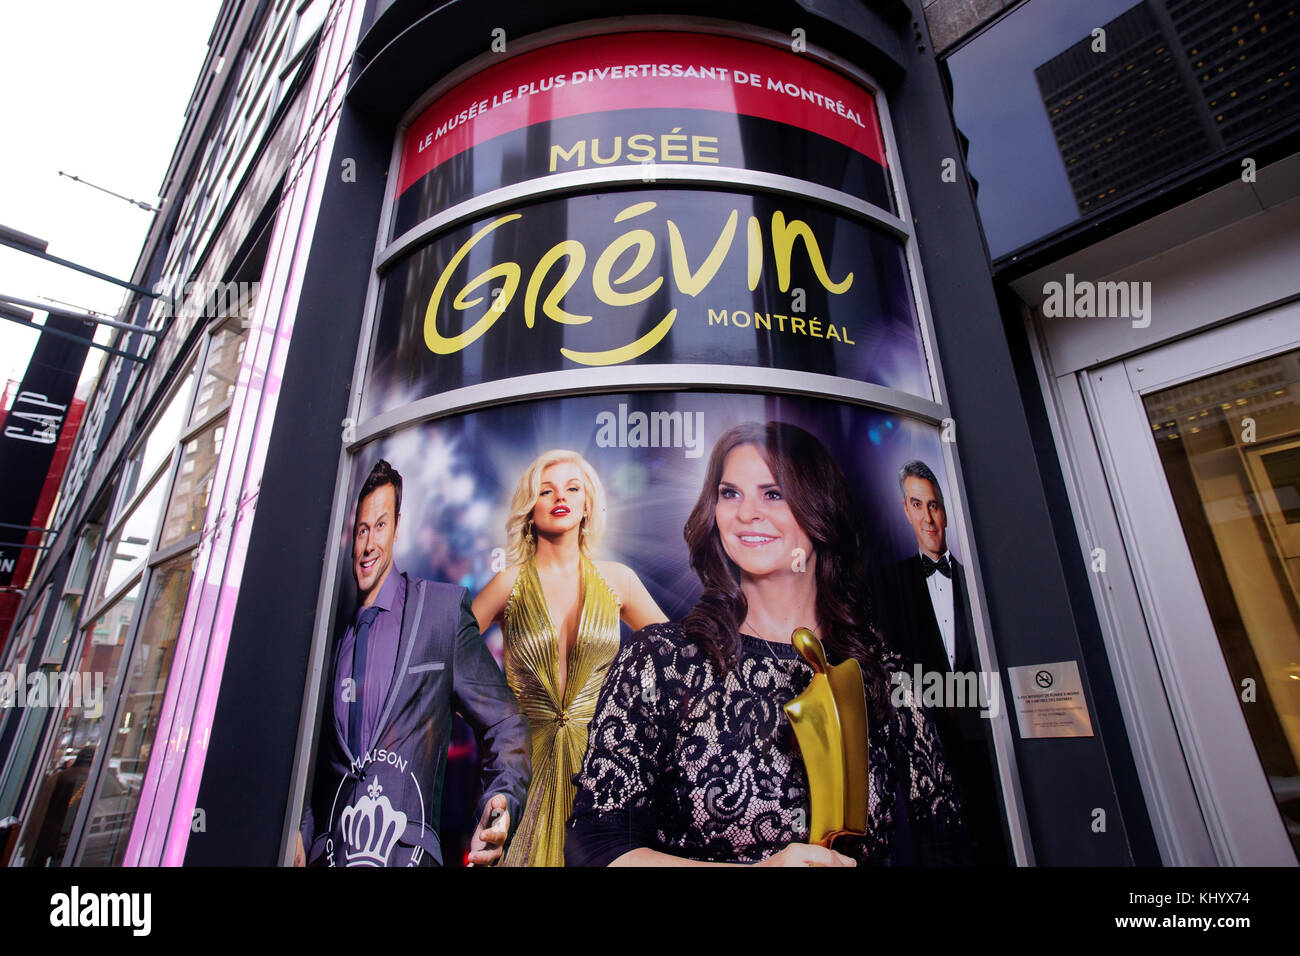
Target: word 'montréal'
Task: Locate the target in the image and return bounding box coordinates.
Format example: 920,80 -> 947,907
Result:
708,309 -> 856,343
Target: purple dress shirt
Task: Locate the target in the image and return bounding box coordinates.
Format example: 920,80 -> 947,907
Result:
334,567 -> 405,754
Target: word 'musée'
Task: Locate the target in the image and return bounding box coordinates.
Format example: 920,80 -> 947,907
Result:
549,129 -> 721,171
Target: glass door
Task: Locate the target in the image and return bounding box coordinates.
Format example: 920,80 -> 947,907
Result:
1083,303 -> 1299,864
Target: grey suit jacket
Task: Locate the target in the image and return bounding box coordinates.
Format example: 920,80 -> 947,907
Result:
304,573 -> 530,866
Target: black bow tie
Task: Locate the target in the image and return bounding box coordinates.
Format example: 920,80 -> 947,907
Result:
921,554 -> 951,578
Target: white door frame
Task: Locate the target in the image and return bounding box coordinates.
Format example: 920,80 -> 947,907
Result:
1067,302 -> 1299,865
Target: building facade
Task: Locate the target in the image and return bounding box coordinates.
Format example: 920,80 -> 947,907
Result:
1,0 -> 1295,867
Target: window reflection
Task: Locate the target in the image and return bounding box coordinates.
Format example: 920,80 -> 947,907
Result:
160,422 -> 224,547
37,526 -> 102,668
947,0 -> 1300,259
117,375 -> 195,510
91,479 -> 166,607
11,583 -> 139,867
192,322 -> 247,423
1144,348 -> 1300,857
77,555 -> 193,866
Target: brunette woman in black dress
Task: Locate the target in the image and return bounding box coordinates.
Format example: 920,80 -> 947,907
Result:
567,421 -> 968,866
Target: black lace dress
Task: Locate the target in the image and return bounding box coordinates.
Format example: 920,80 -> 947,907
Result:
566,622 -> 967,865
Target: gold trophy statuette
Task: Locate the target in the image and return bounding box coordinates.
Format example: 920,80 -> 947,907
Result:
783,627 -> 869,847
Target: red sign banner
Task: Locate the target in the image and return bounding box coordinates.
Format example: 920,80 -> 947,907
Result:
397,31 -> 887,196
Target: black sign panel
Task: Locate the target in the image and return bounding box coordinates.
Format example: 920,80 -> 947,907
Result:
0,314 -> 93,587
364,188 -> 930,420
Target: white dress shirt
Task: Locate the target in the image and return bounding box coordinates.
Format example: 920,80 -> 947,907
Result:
923,550 -> 957,671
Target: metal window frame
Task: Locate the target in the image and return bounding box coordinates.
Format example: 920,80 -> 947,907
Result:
59,319 -> 243,866
2,311 -> 236,866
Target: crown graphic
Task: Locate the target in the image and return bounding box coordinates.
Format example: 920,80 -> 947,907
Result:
339,776 -> 408,866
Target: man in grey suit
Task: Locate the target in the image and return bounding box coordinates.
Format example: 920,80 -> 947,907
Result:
296,459 -> 529,866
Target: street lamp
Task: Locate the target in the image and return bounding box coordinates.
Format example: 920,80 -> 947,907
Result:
0,300 -> 145,364
0,224 -> 49,255
0,223 -> 159,298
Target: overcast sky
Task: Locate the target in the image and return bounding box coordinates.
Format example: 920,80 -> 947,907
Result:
0,1 -> 222,400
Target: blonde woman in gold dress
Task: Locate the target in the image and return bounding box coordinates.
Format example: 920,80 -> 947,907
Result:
472,449 -> 666,866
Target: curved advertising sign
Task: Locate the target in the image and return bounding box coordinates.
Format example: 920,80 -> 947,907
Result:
365,188 -> 927,417
393,31 -> 894,234
365,32 -> 928,419
301,27 -> 1007,870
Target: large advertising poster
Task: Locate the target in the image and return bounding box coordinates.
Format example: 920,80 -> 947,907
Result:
338,392 -> 948,625
298,28 -> 1004,871
303,392 -> 1007,866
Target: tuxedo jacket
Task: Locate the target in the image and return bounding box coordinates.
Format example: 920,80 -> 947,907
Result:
884,554 -> 976,678
304,573 -> 530,866
876,553 -> 1007,864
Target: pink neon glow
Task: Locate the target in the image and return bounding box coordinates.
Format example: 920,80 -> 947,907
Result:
123,0 -> 366,866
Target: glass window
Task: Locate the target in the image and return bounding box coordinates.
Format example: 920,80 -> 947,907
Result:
90,478 -> 166,609
114,372 -> 195,512
191,322 -> 247,423
946,0 -> 1300,260
1143,347 -> 1300,857
10,582 -> 140,867
40,526 -> 102,667
6,160 -> 265,864
138,379 -> 194,483
159,421 -> 225,548
8,307 -> 249,865
77,554 -> 193,866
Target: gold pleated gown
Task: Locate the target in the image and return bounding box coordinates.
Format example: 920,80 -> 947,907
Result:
501,555 -> 621,867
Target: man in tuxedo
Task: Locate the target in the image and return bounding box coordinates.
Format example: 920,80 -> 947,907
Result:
296,459 -> 529,866
877,459 -> 1006,864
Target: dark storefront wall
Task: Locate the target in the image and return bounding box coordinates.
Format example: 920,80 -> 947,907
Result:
184,0 -> 1155,866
